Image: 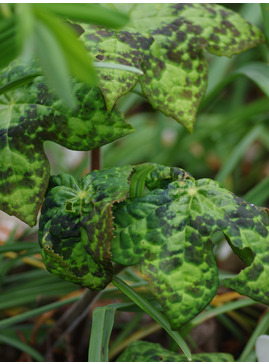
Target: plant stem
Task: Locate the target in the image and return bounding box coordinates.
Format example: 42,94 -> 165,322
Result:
91,147 -> 101,171
112,276 -> 192,361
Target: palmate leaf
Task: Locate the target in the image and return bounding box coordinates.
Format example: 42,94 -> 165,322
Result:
39,163 -> 269,330
111,164 -> 269,329
39,166 -> 132,289
81,3 -> 265,131
0,63 -> 133,226
116,341 -> 234,362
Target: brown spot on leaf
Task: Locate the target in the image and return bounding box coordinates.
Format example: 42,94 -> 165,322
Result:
96,54 -> 104,61
180,90 -> 192,100
209,33 -> 220,43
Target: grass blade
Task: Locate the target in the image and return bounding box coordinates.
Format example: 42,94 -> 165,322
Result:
0,334 -> 44,362
34,5 -> 96,87
243,176 -> 269,206
0,242 -> 40,253
0,16 -> 18,68
33,17 -> 75,107
201,62 -> 269,111
238,310 -> 269,362
181,298 -> 255,337
109,312 -> 144,358
88,302 -> 133,362
216,124 -> 263,183
217,314 -> 245,343
112,276 -> 192,361
39,3 -> 129,28
232,62 -> 269,98
261,4 -> 269,44
130,164 -> 155,198
0,295 -> 80,330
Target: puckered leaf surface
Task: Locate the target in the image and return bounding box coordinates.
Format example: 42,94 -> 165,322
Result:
38,163 -> 269,329
111,165 -> 269,329
39,166 -> 132,289
81,3 -> 265,131
0,63 -> 133,226
116,340 -> 234,362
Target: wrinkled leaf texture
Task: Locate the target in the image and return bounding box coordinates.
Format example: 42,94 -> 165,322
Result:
0,63 -> 133,225
81,3 -> 265,132
39,163 -> 269,330
116,341 -> 234,362
39,166 -> 132,289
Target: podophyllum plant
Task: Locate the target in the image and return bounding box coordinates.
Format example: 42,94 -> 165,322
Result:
1,3 -> 269,361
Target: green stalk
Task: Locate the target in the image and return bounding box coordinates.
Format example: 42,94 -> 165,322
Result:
112,276 -> 192,361
0,296 -> 80,330
215,124 -> 263,183
238,310 -> 269,362
0,334 -> 44,362
181,298 -> 255,337
0,72 -> 41,96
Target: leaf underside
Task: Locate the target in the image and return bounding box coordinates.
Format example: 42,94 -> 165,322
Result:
0,63 -> 133,226
81,3 -> 265,132
39,163 -> 269,329
116,340 -> 234,362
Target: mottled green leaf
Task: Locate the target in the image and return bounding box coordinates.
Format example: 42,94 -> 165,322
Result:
82,26 -> 144,111
39,166 -> 133,289
111,165 -> 269,329
38,163 -> 269,329
0,63 -> 133,226
116,341 -> 234,362
81,3 -> 265,131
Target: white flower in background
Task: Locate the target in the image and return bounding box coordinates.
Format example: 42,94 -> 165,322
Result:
256,335 -> 269,362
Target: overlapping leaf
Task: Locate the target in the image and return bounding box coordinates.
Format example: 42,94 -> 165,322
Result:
0,63 -> 133,226
39,166 -> 132,289
111,165 -> 269,329
116,341 -> 234,362
39,163 -> 269,329
81,3 -> 265,131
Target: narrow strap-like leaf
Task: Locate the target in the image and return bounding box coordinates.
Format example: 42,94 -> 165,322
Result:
112,276 -> 192,361
0,334 -> 44,362
130,164 -> 155,198
39,3 -> 129,29
0,72 -> 40,96
0,296 -> 80,330
88,302 -> 133,362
